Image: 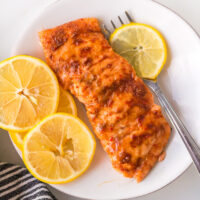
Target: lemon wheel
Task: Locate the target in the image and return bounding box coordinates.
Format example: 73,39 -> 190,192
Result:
23,113 -> 96,184
10,131 -> 27,150
0,55 -> 59,131
57,87 -> 77,116
110,23 -> 167,79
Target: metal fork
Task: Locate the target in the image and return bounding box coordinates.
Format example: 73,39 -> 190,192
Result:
104,11 -> 200,173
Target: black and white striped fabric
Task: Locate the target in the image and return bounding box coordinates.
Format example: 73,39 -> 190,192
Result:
0,162 -> 56,200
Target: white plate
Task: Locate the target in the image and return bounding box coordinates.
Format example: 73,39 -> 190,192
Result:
11,0 -> 200,199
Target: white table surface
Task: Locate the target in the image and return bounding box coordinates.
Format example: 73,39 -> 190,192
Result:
0,0 -> 200,199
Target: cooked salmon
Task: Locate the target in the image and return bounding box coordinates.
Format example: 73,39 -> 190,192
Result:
39,18 -> 171,182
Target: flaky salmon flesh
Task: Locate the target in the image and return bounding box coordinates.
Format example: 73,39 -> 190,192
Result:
39,18 -> 171,182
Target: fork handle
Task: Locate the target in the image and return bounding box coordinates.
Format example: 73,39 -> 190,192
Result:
152,83 -> 200,173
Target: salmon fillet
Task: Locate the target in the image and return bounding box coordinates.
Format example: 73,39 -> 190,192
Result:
39,18 -> 171,182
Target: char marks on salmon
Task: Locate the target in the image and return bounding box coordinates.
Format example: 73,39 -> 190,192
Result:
39,18 -> 171,182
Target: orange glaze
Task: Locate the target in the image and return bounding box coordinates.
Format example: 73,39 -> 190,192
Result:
39,18 -> 171,182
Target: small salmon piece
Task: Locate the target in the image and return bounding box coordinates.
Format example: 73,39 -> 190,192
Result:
39,18 -> 171,182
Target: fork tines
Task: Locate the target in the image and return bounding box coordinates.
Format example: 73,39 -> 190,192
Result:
125,11 -> 134,23
110,11 -> 134,30
103,11 -> 134,36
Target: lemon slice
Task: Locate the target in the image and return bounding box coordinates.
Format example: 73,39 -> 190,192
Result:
57,87 -> 77,116
110,23 -> 167,79
9,131 -> 27,150
0,55 -> 59,132
23,113 -> 96,184
10,87 -> 77,151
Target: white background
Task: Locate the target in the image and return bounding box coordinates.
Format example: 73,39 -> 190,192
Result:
0,0 -> 200,199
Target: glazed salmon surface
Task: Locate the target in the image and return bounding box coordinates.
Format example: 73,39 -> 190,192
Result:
39,18 -> 171,182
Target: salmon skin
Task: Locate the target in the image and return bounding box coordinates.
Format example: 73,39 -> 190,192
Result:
39,18 -> 170,182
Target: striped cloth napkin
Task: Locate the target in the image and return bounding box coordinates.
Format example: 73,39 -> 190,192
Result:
0,162 -> 56,200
